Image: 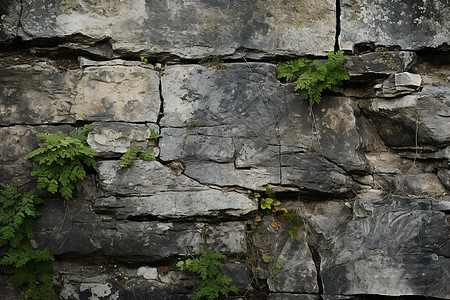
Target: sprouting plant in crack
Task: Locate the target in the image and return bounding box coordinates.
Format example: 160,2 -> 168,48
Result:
118,145 -> 156,170
252,186 -> 299,240
177,250 -> 239,300
277,51 -> 351,105
25,125 -> 97,201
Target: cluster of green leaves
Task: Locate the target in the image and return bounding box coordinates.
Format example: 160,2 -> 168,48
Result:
252,186 -> 299,240
0,184 -> 55,299
277,51 -> 351,105
25,125 -> 97,201
176,250 -> 239,300
118,145 -> 156,170
147,130 -> 161,141
255,186 -> 281,210
140,56 -> 149,63
271,258 -> 285,278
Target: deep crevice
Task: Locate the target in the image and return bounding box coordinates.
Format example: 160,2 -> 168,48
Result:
307,244 -> 323,294
334,0 -> 341,52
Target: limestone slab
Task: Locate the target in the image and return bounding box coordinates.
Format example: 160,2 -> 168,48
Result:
320,197 -> 450,299
340,0 -> 450,50
0,62 -> 161,125
18,0 -> 336,58
95,190 -> 257,220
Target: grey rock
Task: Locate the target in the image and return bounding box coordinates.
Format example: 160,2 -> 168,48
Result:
345,51 -> 417,76
0,276 -> 18,300
96,160 -> 206,197
268,294 -> 321,300
18,0 -> 336,58
160,64 -> 364,193
0,62 -> 160,125
0,62 -> 79,125
395,72 -> 422,87
438,169 -> 450,190
394,173 -> 446,196
267,238 -> 319,293
340,0 -> 450,50
280,147 -> 355,194
375,72 -> 422,98
320,197 -> 450,299
79,57 -> 152,68
222,263 -> 252,293
36,200 -> 247,259
71,65 -> 160,122
94,190 -> 257,220
0,124 -> 74,187
53,262 -> 189,300
365,86 -> 450,147
87,122 -> 159,156
0,0 -> 20,42
136,267 -> 158,280
184,161 -> 281,191
159,127 -> 234,162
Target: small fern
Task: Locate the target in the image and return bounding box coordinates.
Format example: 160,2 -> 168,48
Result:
176,250 -> 239,300
277,51 -> 351,105
0,184 -> 55,299
118,146 -> 156,170
25,125 -> 97,201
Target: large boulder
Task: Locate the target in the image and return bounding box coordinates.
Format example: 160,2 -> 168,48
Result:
0,61 -> 160,125
9,0 -> 336,58
160,63 -> 366,194
319,197 -> 450,299
340,0 -> 450,50
363,86 -> 450,148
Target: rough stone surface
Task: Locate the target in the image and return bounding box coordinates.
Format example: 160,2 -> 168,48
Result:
0,125 -> 74,187
340,0 -> 450,50
87,122 -> 159,156
54,262 -> 189,300
12,0 -> 336,58
96,160 -> 206,196
345,51 -> 417,76
364,86 -> 450,147
374,72 -> 422,98
267,238 -> 318,293
95,190 -> 256,220
0,62 -> 160,125
160,64 -> 364,193
319,197 -> 450,299
71,65 -> 160,122
268,294 -> 321,300
0,0 -> 20,42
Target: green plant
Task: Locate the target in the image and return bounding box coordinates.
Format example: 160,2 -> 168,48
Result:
140,56 -> 149,63
0,184 -> 55,299
147,130 -> 161,140
271,259 -> 285,278
25,125 -> 97,201
255,186 -> 281,210
254,186 -> 299,240
176,250 -> 239,300
277,50 -> 351,105
187,120 -> 198,130
118,145 -> 156,170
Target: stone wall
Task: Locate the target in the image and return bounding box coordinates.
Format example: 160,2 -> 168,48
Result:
0,0 -> 449,299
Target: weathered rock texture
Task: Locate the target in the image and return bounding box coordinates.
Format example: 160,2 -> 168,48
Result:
340,0 -> 450,50
1,0 -> 449,299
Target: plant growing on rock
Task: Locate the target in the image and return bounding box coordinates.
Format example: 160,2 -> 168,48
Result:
118,145 -> 156,170
277,50 -> 351,105
176,250 -> 239,300
253,186 -> 299,240
25,125 -> 97,201
0,184 -> 55,299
